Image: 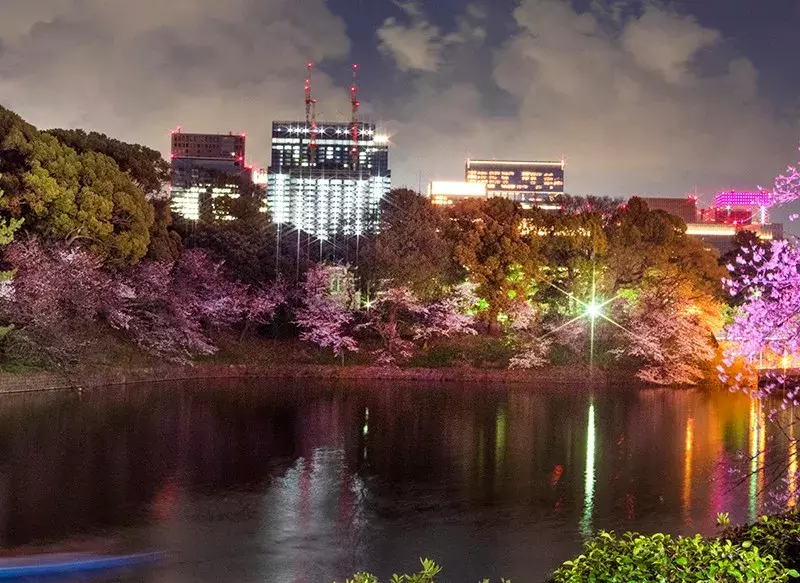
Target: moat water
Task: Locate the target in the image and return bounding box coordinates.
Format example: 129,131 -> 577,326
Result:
0,379 -> 789,581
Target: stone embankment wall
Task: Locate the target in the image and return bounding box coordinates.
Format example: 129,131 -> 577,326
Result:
0,363 -> 607,394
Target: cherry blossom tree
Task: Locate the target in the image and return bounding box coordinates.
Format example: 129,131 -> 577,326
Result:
294,264 -> 358,357
619,287 -> 720,385
721,239 -> 800,401
415,283 -> 479,341
359,287 -> 427,366
507,302 -> 553,369
0,239 -> 114,364
766,145 -> 800,205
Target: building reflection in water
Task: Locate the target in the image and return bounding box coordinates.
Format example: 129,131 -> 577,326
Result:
580,397 -> 596,538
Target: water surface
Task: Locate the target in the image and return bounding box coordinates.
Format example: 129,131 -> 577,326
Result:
0,379 -> 788,582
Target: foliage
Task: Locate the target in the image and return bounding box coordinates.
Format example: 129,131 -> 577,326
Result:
720,230 -> 771,307
723,512 -> 800,571
146,199 -> 183,262
370,189 -> 458,299
359,286 -> 428,366
615,285 -> 722,385
294,264 -> 358,357
177,190 -> 280,284
0,239 -> 115,365
46,128 -> 170,198
552,530 -> 797,583
506,302 -> 552,369
0,106 -> 153,266
335,558 -> 509,583
0,239 -> 283,365
445,198 -> 538,328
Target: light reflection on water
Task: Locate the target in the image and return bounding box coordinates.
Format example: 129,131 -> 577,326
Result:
0,380 -> 793,582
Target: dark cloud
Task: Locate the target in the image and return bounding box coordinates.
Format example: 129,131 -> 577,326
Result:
0,0 -> 797,204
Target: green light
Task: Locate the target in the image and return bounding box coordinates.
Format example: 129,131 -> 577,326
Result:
586,301 -> 601,319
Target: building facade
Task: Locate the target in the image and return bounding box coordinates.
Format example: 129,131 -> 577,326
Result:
641,196 -> 699,224
266,121 -> 390,240
169,131 -> 250,221
465,159 -> 565,207
428,181 -> 487,206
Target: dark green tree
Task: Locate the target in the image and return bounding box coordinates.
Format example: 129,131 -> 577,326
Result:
0,106 -> 153,266
177,183 -> 278,284
370,188 -> 458,299
46,128 -> 170,197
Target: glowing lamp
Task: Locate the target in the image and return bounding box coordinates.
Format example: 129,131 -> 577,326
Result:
586,302 -> 601,319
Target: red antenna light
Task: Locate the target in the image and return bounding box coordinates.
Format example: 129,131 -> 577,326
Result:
350,64 -> 360,167
305,62 -> 318,162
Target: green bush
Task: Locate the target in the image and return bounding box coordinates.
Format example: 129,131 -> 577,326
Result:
724,512 -> 800,570
335,558 -> 509,583
552,531 -> 798,583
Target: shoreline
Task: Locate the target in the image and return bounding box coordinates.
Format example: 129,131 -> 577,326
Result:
0,362 -> 609,393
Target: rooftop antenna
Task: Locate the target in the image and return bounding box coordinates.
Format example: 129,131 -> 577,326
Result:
305,62 -> 318,163
350,64 -> 360,168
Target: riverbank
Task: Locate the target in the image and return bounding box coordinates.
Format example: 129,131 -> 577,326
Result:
0,362 -> 608,393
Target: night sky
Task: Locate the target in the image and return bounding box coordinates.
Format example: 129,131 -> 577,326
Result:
1,0 -> 799,213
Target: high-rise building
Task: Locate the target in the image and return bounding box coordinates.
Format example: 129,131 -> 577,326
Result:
465,159 -> 565,208
169,130 -> 251,221
266,121 -> 390,240
712,191 -> 773,225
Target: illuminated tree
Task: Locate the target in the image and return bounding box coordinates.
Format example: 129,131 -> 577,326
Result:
445,197 -> 539,332
294,264 -> 358,357
768,144 -> 800,205
359,287 -> 428,366
507,302 -> 553,369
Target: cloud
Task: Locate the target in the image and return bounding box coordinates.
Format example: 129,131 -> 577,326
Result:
384,0 -> 799,203
377,1 -> 485,72
0,0 -> 351,167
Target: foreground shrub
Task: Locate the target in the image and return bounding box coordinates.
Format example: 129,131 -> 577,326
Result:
336,558 -> 508,583
552,531 -> 797,583
724,512 -> 800,571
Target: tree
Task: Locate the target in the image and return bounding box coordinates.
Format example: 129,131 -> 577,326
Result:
616,285 -> 722,385
370,189 -> 458,299
0,239 -> 114,365
719,230 -> 770,307
507,302 -> 552,369
147,199 -> 183,262
294,264 -> 358,357
359,287 -> 429,366
445,198 -> 539,331
177,186 -> 280,284
0,106 -> 153,266
46,129 -> 170,198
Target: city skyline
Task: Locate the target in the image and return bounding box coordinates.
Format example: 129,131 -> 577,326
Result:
0,0 -> 798,223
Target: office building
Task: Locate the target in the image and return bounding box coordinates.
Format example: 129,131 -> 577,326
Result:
169,131 -> 251,221
428,181 -> 487,206
641,196 -> 699,224
639,192 -> 782,254
266,121 -> 391,240
465,159 -> 565,208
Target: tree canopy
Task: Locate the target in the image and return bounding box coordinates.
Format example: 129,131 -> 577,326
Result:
0,106 -> 153,266
46,128 -> 170,197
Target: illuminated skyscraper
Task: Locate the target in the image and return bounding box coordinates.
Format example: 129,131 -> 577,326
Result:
169,130 -> 251,221
266,121 -> 391,240
465,159 -> 565,208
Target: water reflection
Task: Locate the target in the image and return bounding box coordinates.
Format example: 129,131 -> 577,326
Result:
682,418 -> 694,525
0,381 -> 792,582
579,398 -> 596,538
